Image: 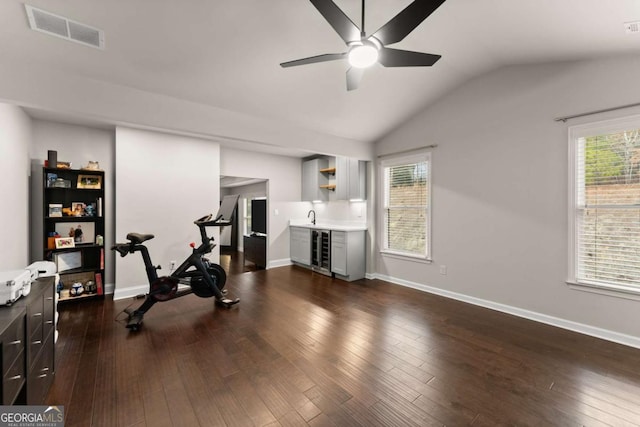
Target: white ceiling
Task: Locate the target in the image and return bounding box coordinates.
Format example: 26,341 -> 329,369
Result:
2,0 -> 640,153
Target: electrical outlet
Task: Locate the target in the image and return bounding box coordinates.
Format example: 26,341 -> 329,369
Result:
170,260 -> 176,270
439,265 -> 447,275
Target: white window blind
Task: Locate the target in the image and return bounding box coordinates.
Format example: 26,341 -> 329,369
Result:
573,126 -> 640,291
382,153 -> 430,258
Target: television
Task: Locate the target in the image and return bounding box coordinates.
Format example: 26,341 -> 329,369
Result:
251,199 -> 267,235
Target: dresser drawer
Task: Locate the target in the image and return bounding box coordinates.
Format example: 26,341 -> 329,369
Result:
2,351 -> 25,405
1,315 -> 25,371
43,286 -> 55,340
27,333 -> 54,405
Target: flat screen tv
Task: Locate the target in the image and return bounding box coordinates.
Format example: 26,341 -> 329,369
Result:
251,199 -> 267,234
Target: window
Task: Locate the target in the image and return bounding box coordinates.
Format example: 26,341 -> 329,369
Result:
381,152 -> 431,259
569,116 -> 640,295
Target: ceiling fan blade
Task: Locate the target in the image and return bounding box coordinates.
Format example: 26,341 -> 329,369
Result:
378,47 -> 441,67
310,0 -> 361,44
371,0 -> 447,46
280,53 -> 346,68
346,67 -> 365,91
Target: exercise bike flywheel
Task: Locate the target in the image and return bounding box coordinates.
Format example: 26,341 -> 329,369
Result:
150,276 -> 179,301
191,264 -> 227,298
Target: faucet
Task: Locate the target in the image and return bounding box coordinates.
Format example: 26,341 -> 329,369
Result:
308,209 -> 316,226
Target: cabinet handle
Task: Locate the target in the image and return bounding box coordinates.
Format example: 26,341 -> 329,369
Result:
40,367 -> 50,372
46,320 -> 54,325
8,375 -> 21,381
37,374 -> 48,379
8,340 -> 21,345
32,312 -> 43,317
32,340 -> 42,345
46,297 -> 54,301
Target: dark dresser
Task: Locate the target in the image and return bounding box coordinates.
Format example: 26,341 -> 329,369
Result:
0,276 -> 55,405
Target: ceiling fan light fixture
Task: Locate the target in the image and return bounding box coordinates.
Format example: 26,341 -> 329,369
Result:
348,44 -> 378,68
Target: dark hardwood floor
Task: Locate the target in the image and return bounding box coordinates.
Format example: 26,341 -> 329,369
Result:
49,258 -> 640,426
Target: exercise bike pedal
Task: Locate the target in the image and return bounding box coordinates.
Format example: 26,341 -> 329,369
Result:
126,312 -> 144,331
215,297 -> 239,308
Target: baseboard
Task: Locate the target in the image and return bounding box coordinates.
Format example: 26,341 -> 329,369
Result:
113,284 -> 148,301
105,282 -> 115,295
373,273 -> 640,350
269,258 -> 292,269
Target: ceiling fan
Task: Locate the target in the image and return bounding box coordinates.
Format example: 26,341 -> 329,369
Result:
280,0 -> 447,91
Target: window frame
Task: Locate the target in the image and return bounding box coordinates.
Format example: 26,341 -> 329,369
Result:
568,114 -> 640,299
379,151 -> 432,262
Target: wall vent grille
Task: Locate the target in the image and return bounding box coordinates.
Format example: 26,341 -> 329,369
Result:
624,21 -> 640,34
25,4 -> 105,49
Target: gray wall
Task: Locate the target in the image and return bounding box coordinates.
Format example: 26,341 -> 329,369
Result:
375,56 -> 640,345
0,103 -> 31,270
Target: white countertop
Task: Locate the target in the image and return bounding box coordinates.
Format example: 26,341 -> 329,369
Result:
289,221 -> 367,231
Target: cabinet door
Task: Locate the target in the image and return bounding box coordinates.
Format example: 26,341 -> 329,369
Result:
335,156 -> 349,200
302,159 -> 329,202
331,231 -> 347,275
348,159 -> 366,201
290,227 -> 311,265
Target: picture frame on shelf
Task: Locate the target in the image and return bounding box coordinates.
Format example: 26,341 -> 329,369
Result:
53,250 -> 81,272
77,174 -> 102,189
48,203 -> 63,217
54,237 -> 75,249
55,222 -> 95,245
71,202 -> 86,216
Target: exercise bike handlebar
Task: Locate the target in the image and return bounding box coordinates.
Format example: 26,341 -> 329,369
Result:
194,213 -> 231,227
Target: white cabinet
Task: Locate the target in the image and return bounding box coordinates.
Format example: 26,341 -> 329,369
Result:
290,226 -> 311,266
330,230 -> 365,281
302,158 -> 329,202
335,157 -> 366,201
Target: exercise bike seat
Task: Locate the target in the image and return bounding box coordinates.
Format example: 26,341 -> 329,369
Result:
126,233 -> 155,244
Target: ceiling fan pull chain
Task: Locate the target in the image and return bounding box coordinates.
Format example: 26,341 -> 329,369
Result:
361,0 -> 366,37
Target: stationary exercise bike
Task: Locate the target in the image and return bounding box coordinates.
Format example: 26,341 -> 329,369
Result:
112,197 -> 240,330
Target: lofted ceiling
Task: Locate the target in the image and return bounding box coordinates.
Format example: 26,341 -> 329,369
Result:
1,0 -> 640,154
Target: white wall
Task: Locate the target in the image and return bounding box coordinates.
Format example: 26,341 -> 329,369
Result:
375,55 -> 640,346
114,127 -> 220,299
0,63 -> 373,160
0,103 -> 31,270
220,148 -> 305,267
30,120 -> 115,285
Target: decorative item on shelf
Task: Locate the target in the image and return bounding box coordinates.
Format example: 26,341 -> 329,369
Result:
62,207 -> 73,216
54,237 -> 75,249
47,232 -> 60,249
46,173 -> 58,187
47,150 -> 57,168
84,203 -> 96,217
82,161 -> 101,170
70,282 -> 84,296
48,203 -> 63,217
77,174 -> 102,189
56,280 -> 64,296
85,280 -> 96,294
55,222 -> 95,245
52,178 -> 71,188
95,235 -> 103,246
71,202 -> 85,216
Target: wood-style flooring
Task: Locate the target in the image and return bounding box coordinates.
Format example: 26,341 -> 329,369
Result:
49,254 -> 640,426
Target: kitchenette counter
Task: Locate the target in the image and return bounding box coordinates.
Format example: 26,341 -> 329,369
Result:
289,221 -> 367,231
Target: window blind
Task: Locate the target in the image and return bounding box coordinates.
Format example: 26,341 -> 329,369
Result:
575,131 -> 640,288
383,159 -> 429,257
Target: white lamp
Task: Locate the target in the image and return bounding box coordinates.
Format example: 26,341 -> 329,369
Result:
348,43 -> 379,68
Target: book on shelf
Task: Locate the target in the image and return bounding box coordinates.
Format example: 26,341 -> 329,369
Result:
95,272 -> 103,296
100,248 -> 104,270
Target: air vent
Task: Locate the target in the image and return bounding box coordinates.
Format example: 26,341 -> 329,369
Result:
624,21 -> 640,34
25,5 -> 105,49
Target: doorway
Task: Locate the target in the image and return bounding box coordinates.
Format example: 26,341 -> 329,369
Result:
220,176 -> 268,274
